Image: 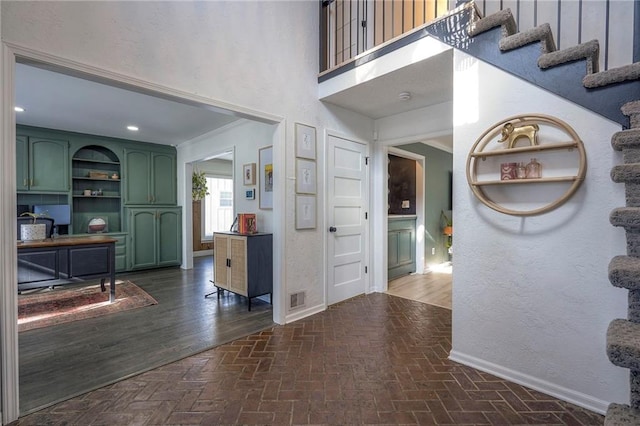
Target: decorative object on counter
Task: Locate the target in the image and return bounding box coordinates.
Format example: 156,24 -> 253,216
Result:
19,212 -> 47,241
111,173 -> 119,179
192,170 -> 209,201
237,213 -> 257,234
87,217 -> 107,233
525,158 -> 542,178
500,162 -> 518,180
466,114 -> 587,216
498,122 -> 540,149
84,189 -> 92,196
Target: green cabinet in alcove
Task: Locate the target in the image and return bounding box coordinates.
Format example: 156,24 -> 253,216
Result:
17,135 -> 69,192
126,207 -> 182,270
124,149 -> 176,205
388,217 -> 416,280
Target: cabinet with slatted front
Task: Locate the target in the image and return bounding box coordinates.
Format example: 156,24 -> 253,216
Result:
212,232 -> 272,311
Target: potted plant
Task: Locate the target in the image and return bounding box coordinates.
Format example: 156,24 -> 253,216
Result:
192,170 -> 209,201
20,212 -> 47,241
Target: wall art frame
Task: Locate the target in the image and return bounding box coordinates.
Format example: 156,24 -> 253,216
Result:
296,158 -> 316,194
295,194 -> 316,229
259,146 -> 273,210
295,123 -> 317,160
243,163 -> 256,186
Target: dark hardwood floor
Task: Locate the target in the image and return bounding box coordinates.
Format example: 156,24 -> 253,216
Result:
18,256 -> 274,415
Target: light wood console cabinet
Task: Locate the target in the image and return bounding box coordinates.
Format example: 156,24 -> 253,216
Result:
212,232 -> 273,310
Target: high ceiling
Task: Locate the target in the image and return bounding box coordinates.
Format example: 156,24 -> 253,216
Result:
15,50 -> 453,149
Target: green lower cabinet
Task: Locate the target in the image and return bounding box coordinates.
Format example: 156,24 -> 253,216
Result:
108,232 -> 128,272
126,207 -> 182,271
388,217 -> 417,280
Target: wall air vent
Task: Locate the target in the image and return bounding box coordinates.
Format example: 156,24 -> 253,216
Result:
289,291 -> 306,310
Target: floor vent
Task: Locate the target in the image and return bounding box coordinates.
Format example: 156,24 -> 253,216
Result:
289,291 -> 306,310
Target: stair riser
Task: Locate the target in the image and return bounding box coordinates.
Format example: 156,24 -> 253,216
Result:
632,370 -> 640,409
628,233 -> 640,256
630,291 -> 640,323
623,151 -> 640,165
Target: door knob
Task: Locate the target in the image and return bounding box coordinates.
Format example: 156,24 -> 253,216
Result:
329,226 -> 337,233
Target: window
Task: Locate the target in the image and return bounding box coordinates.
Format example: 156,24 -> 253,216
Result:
202,176 -> 233,240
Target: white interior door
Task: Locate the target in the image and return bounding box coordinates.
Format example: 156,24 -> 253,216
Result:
327,134 -> 369,305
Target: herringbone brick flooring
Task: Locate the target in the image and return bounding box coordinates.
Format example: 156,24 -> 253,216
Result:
11,293 -> 604,425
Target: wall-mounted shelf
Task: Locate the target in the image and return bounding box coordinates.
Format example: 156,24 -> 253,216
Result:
466,114 -> 587,216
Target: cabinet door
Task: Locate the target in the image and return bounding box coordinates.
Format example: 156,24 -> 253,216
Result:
213,234 -> 229,289
128,209 -> 157,270
124,149 -> 151,204
157,208 -> 182,267
16,136 -> 29,191
229,236 -> 248,296
29,137 -> 69,192
152,153 -> 176,205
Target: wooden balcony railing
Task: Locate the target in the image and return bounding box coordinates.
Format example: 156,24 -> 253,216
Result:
320,0 -> 639,75
320,0 -> 453,73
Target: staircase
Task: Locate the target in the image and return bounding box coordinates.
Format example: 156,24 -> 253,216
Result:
446,5 -> 640,425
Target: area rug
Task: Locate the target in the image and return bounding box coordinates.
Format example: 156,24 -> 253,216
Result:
18,280 -> 157,332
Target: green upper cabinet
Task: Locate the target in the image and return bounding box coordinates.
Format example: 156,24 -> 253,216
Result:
124,149 -> 176,205
17,135 -> 69,192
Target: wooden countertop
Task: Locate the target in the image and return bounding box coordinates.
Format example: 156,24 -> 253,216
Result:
17,235 -> 117,249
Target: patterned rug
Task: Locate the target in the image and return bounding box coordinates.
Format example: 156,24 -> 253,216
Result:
18,280 -> 157,332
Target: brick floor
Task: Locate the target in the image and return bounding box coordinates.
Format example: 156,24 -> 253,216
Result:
11,293 -> 604,425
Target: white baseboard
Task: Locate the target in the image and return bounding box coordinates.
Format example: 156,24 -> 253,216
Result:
449,350 -> 609,415
284,303 -> 325,324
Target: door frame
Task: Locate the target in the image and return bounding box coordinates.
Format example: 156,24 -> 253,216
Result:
324,130 -> 371,305
0,42 -> 286,423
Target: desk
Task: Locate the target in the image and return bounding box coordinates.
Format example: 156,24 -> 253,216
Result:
17,235 -> 117,302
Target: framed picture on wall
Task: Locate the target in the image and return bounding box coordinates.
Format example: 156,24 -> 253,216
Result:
296,195 -> 316,229
295,123 -> 316,160
295,158 -> 316,194
259,146 -> 273,210
243,163 -> 256,186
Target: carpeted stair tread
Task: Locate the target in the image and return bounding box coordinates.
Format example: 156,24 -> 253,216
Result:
610,207 -> 640,229
605,403 -> 640,425
584,62 -> 640,89
609,256 -> 640,290
538,39 -> 599,74
499,23 -> 556,54
611,164 -> 640,183
612,129 -> 640,151
607,319 -> 640,370
623,101 -> 640,129
468,8 -> 517,38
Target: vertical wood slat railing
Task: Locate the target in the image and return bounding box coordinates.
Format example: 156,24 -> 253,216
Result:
320,0 -> 639,75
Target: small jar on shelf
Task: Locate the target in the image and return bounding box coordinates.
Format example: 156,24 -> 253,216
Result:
525,158 -> 542,179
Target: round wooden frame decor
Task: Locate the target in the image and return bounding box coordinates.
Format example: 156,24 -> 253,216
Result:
466,114 -> 587,216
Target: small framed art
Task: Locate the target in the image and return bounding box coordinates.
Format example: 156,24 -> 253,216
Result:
296,195 -> 316,229
259,146 -> 273,210
296,158 -> 316,194
295,123 -> 316,160
243,163 -> 256,185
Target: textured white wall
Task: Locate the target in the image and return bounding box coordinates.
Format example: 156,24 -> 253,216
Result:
451,50 -> 629,412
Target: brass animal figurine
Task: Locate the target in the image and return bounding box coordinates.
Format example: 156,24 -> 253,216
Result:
498,122 -> 540,149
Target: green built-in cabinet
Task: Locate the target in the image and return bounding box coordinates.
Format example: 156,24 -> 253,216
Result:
388,216 -> 416,280
16,125 -> 180,273
126,207 -> 182,270
124,149 -> 176,205
17,134 -> 69,193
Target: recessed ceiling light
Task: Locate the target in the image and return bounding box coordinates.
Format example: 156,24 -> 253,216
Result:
127,125 -> 139,132
14,106 -> 25,112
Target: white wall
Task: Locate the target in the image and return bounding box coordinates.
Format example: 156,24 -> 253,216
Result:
451,50 -> 629,413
